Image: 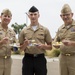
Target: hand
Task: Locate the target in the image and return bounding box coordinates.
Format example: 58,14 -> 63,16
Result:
20,38 -> 30,50
62,40 -> 71,46
36,44 -> 45,49
1,37 -> 9,44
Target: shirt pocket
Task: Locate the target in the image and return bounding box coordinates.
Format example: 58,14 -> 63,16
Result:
0,31 -> 5,40
24,32 -> 32,40
66,32 -> 75,40
37,32 -> 44,40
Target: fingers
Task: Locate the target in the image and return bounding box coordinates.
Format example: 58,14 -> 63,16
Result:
62,40 -> 71,46
1,37 -> 9,44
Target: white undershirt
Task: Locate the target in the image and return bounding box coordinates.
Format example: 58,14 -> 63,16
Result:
32,25 -> 37,31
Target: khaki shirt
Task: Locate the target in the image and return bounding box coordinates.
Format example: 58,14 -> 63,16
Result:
54,20 -> 75,53
19,24 -> 52,54
0,24 -> 16,56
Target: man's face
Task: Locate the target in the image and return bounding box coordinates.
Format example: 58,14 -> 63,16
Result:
60,13 -> 73,25
28,12 -> 39,24
1,14 -> 12,25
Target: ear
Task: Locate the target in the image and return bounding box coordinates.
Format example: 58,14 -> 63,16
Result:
71,13 -> 73,17
0,15 -> 2,20
60,14 -> 62,18
28,14 -> 30,18
38,13 -> 40,18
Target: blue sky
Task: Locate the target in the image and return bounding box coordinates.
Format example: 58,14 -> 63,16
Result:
0,0 -> 75,38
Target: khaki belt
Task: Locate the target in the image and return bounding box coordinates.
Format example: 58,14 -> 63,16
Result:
61,53 -> 75,56
0,56 -> 10,59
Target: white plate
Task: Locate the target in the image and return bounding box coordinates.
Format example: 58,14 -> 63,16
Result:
9,44 -> 20,47
13,45 -> 20,48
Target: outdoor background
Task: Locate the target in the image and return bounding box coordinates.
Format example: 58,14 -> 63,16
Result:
0,0 -> 75,38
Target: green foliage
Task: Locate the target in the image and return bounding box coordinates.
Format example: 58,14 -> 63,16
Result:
45,48 -> 60,57
51,49 -> 60,57
11,22 -> 27,34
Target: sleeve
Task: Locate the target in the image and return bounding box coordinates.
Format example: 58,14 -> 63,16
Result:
13,31 -> 16,43
19,29 -> 25,44
54,25 -> 63,42
45,28 -> 52,43
53,33 -> 58,42
11,29 -> 16,43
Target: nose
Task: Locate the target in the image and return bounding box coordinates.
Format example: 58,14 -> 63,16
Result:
32,14 -> 35,18
6,16 -> 9,19
63,15 -> 67,18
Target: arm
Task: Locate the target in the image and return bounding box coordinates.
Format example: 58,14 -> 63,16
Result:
36,42 -> 52,50
62,40 -> 75,46
53,29 -> 61,48
0,37 -> 9,45
0,40 -> 3,46
20,38 -> 30,50
36,27 -> 52,50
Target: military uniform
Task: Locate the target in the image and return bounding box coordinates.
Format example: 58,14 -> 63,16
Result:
19,24 -> 52,54
19,24 -> 52,75
0,9 -> 16,75
54,4 -> 75,75
0,24 -> 16,75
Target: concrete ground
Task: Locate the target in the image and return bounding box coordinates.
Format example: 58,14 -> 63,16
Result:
11,55 -> 60,75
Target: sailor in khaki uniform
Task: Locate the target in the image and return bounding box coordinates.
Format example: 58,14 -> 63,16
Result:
19,6 -> 52,75
0,9 -> 16,75
54,4 -> 75,75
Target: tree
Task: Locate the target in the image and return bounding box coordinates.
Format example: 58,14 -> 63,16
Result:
11,22 -> 27,34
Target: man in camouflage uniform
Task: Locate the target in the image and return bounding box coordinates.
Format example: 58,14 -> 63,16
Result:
54,4 -> 75,75
0,9 -> 16,75
19,6 -> 52,75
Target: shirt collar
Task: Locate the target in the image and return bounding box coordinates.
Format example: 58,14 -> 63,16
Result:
26,23 -> 44,30
62,19 -> 75,29
0,23 -> 10,32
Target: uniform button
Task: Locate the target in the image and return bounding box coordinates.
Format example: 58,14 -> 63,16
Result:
4,56 -> 7,59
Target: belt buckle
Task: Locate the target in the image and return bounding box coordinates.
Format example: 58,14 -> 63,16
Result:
66,54 -> 71,56
34,54 -> 38,57
4,56 -> 7,59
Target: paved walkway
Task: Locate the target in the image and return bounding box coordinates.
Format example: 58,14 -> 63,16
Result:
11,55 -> 60,75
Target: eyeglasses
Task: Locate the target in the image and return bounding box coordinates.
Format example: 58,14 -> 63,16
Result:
60,13 -> 71,17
